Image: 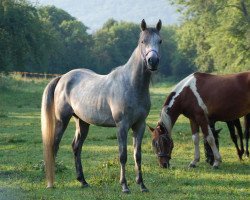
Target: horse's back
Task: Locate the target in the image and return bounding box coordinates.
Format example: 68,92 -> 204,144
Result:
194,71 -> 250,120
195,71 -> 250,95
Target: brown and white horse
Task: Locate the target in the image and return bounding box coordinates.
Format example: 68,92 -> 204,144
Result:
149,71 -> 250,168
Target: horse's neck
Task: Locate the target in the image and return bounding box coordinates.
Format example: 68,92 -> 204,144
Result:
124,47 -> 151,92
161,105 -> 180,134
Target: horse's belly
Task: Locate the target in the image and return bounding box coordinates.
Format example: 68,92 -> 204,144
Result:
208,105 -> 250,121
73,102 -> 116,127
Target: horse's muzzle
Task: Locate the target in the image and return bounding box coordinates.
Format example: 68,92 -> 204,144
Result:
146,50 -> 159,71
148,57 -> 159,71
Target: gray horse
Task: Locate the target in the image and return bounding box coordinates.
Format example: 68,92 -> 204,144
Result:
41,19 -> 162,193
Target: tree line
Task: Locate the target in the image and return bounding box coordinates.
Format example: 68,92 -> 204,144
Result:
0,0 -> 249,78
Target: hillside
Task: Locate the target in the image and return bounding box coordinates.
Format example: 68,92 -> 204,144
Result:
35,0 -> 180,32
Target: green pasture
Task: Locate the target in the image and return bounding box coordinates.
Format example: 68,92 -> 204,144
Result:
0,75 -> 249,200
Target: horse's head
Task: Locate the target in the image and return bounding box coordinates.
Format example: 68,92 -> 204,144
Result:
139,19 -> 162,71
148,122 -> 173,168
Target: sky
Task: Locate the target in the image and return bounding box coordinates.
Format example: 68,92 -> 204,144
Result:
34,0 -> 180,32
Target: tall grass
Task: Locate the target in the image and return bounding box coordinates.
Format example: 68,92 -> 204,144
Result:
0,75 -> 249,199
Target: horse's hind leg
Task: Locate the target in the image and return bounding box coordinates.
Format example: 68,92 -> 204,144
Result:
231,119 -> 244,160
72,117 -> 89,187
132,121 -> 148,192
54,104 -> 73,158
54,118 -> 71,157
244,114 -> 250,157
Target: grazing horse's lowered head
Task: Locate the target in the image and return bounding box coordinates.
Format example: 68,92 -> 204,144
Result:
148,123 -> 173,168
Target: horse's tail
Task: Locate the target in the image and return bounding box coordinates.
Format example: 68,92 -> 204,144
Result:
41,76 -> 61,188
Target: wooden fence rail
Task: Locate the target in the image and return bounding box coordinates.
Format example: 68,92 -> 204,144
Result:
11,72 -> 62,79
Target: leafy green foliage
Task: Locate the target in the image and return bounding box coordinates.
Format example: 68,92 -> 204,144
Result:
0,0 -> 249,79
0,0 -> 45,72
171,0 -> 250,73
0,0 -> 196,78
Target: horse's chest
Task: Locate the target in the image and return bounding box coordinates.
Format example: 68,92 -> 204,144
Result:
121,95 -> 150,119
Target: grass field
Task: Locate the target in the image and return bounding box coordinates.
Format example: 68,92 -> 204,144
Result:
0,74 -> 249,200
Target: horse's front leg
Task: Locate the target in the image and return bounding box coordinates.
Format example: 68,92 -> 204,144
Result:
132,121 -> 148,192
72,117 -> 89,187
201,124 -> 222,168
189,120 -> 200,168
229,120 -> 244,160
117,123 -> 130,193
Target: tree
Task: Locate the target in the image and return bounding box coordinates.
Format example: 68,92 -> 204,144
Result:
171,0 -> 250,73
38,5 -> 92,73
91,20 -> 140,74
0,0 -> 45,72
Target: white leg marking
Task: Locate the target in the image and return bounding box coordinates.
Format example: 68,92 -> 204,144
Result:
190,133 -> 200,166
206,126 -> 222,167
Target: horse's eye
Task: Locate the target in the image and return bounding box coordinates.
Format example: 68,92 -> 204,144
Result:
141,40 -> 144,44
159,39 -> 162,44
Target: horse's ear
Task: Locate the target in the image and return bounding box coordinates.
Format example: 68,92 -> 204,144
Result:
141,19 -> 147,31
147,124 -> 155,134
156,19 -> 162,31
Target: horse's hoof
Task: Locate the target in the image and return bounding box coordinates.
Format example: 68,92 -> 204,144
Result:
188,163 -> 196,168
81,182 -> 90,188
141,187 -> 149,192
122,188 -> 130,193
46,185 -> 54,189
212,165 -> 219,169
207,159 -> 214,166
121,183 -> 130,193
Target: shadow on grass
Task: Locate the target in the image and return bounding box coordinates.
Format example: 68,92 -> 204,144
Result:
0,187 -> 26,200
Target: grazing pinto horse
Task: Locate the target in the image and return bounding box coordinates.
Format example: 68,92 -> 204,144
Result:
41,19 -> 162,193
149,71 -> 250,168
204,118 -> 245,165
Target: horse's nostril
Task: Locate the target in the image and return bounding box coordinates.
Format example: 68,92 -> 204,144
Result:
148,57 -> 153,65
148,57 -> 159,67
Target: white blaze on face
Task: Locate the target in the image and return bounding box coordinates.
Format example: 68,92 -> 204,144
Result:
145,33 -> 160,56
160,73 -> 208,132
